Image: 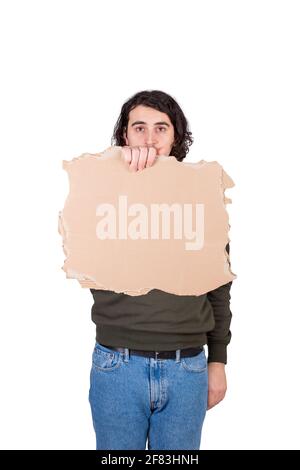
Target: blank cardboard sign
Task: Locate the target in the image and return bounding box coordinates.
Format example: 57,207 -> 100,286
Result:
58,145 -> 237,296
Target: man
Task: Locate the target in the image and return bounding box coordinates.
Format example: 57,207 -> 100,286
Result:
89,90 -> 233,450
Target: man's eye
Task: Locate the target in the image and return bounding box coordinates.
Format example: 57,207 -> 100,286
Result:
135,127 -> 166,132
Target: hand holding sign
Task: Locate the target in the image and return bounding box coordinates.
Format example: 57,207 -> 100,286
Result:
121,146 -> 158,172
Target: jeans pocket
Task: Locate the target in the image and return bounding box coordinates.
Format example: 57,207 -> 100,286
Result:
92,343 -> 122,372
181,350 -> 207,373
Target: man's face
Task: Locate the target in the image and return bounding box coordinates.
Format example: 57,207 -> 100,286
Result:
123,105 -> 175,156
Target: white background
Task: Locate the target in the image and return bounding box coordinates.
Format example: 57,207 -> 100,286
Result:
0,0 -> 299,450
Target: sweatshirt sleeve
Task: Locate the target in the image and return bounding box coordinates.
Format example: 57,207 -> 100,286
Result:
206,242 -> 233,364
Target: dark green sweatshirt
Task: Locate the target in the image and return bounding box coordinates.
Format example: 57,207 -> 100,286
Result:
90,243 -> 233,364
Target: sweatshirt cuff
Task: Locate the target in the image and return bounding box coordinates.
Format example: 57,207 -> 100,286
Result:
207,343 -> 227,364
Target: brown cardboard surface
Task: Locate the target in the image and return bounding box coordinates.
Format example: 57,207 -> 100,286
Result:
58,145 -> 237,296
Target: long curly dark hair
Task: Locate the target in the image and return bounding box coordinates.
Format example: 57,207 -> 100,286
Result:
111,90 -> 193,162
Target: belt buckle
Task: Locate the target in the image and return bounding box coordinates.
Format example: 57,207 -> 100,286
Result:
155,351 -> 160,359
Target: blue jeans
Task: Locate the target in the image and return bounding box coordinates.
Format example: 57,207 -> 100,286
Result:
88,341 -> 208,450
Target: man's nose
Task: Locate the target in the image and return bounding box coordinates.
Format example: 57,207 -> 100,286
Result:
145,131 -> 157,146
145,140 -> 157,149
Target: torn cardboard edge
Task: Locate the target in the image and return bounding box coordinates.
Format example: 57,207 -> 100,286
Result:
58,146 -> 237,296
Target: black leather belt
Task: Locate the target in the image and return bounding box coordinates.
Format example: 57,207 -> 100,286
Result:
101,344 -> 203,359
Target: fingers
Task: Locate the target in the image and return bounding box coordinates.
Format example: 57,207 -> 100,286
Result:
137,146 -> 149,171
121,146 -> 132,165
129,147 -> 140,172
146,147 -> 157,168
121,146 -> 157,172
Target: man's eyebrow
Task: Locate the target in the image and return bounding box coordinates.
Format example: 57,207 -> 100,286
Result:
131,120 -> 170,127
